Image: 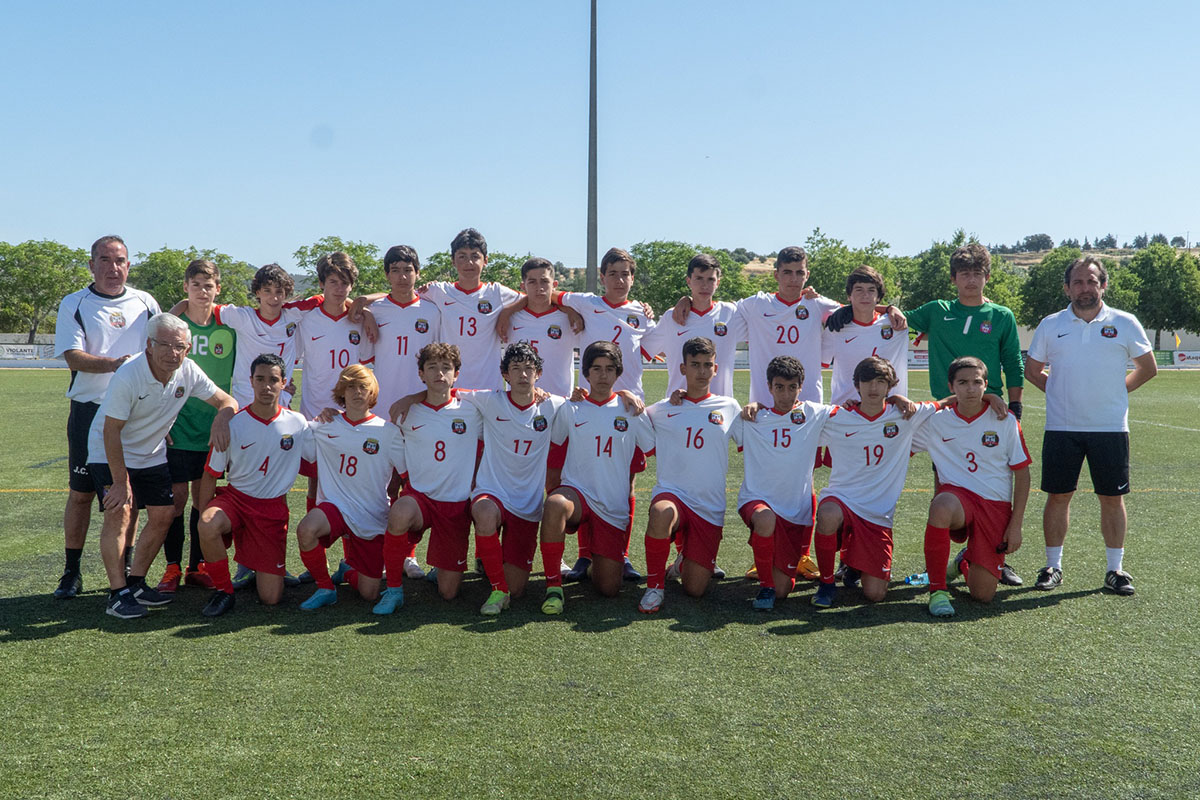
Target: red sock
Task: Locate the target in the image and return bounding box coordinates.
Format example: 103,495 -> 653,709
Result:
800,492 -> 816,557
346,569 -> 360,591
382,533 -> 407,589
577,526 -> 592,560
644,535 -> 672,590
959,556 -> 971,580
924,523 -> 951,591
305,496 -> 316,513
750,532 -> 775,589
300,545 -> 333,590
623,496 -> 636,558
475,533 -> 508,592
815,531 -> 838,583
542,539 -> 565,588
403,534 -> 419,561
208,557 -> 234,594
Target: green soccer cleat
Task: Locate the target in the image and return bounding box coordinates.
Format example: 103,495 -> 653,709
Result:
928,589 -> 956,617
372,586 -> 405,615
541,587 -> 565,615
480,589 -> 510,616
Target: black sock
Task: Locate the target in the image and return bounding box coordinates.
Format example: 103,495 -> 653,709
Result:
163,512 -> 185,565
187,506 -> 203,570
112,585 -> 130,599
65,547 -> 83,574
128,574 -> 145,588
123,546 -> 133,572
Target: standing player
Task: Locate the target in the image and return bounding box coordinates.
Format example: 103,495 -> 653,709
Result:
194,354 -> 310,616
638,337 -> 741,613
1024,256 -> 1157,595
53,235 -> 160,599
821,265 -> 909,405
295,365 -> 404,610
913,357 -> 1031,617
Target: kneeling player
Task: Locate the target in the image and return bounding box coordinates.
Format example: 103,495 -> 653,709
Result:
196,354 -> 309,616
539,342 -> 654,613
296,365 -> 404,610
914,357 -> 1030,617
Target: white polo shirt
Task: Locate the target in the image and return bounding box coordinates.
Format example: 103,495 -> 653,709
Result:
1027,303 -> 1152,433
54,285 -> 160,404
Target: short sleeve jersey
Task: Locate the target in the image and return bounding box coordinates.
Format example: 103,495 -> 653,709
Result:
551,394 -> 655,530
294,306 -> 364,420
905,300 -> 1024,399
737,292 -> 841,406
639,302 -> 747,401
818,402 -> 938,527
422,281 -> 520,391
168,313 -> 237,451
396,397 -> 483,503
87,354 -> 219,468
307,413 -> 405,539
821,312 -> 910,406
645,393 -> 741,526
1027,303 -> 1152,433
730,401 -> 835,525
508,306 -> 579,397
215,297 -> 321,408
204,407 -> 310,499
912,406 -> 1031,503
559,292 -> 654,398
358,295 -> 441,414
55,284 -> 161,403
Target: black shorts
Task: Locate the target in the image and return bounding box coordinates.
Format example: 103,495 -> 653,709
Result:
1041,430 -> 1130,497
67,400 -> 100,493
87,462 -> 175,509
167,447 -> 208,483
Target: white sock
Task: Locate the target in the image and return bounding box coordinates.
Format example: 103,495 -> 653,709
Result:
1106,547 -> 1124,573
1045,546 -> 1063,570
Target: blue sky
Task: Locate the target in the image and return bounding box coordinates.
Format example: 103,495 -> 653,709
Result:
2,1 -> 1196,269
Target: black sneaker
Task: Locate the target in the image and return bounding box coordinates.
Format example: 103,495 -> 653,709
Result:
1104,569 -> 1134,596
563,557 -> 592,584
621,558 -> 642,582
1034,566 -> 1063,590
53,570 -> 82,599
713,564 -> 727,580
841,566 -> 861,589
999,563 -> 1024,586
201,591 -> 236,617
130,581 -> 174,606
106,592 -> 148,619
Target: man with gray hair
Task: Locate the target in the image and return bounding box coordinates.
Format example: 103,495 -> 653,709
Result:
86,312 -> 237,619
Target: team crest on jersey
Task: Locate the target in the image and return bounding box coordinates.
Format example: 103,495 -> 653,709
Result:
626,315 -> 640,329
547,325 -> 563,340
414,318 -> 429,334
880,326 -> 894,340
795,306 -> 809,320
451,419 -> 467,435
882,422 -> 899,439
1101,325 -> 1118,338
713,322 -> 728,337
708,411 -> 724,425
285,323 -> 297,337
791,409 -> 807,425
981,431 -> 1000,447
477,301 -> 493,314
980,322 -> 992,334
213,342 -> 224,355
349,331 -> 361,345
614,416 -> 629,432
532,415 -> 548,432
174,386 -> 185,398
362,438 -> 380,455
109,311 -> 127,329
279,435 -> 294,451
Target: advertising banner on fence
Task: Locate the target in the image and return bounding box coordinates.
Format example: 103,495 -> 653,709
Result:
1173,350 -> 1200,368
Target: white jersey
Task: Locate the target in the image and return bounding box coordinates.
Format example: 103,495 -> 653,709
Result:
645,394 -> 741,526
912,406 -> 1031,503
87,353 -> 218,468
552,394 -> 655,530
215,298 -> 321,408
396,397 -> 483,502
55,284 -> 160,403
205,407 -> 310,499
818,403 -> 938,527
559,292 -> 654,398
639,302 -> 747,401
294,305 -> 364,420
731,401 -> 835,525
421,281 -> 520,391
359,295 -> 441,414
465,390 -> 567,521
508,306 -> 579,396
737,292 -> 841,406
821,312 -> 910,405
1027,303 -> 1153,433
304,413 -> 404,539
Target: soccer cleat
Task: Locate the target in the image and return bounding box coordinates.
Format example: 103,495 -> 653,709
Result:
999,563 -> 1024,586
155,564 -> 183,594
201,591 -> 235,617
563,557 -> 592,584
541,587 -> 565,615
424,567 -> 439,584
712,564 -> 727,580
1034,566 -> 1063,591
665,552 -> 684,581
282,570 -> 301,588
950,547 -> 966,583
300,587 -> 338,611
744,564 -> 758,579
753,587 -> 776,611
558,560 -> 574,577
812,581 -> 837,609
796,554 -> 820,581
841,566 -> 861,589
475,558 -> 486,575
296,570 -> 315,584
106,592 -> 148,619
372,586 -> 405,615
638,587 -> 665,614
480,589 -> 510,616
403,557 -> 426,580
1104,569 -> 1135,596
928,589 -> 956,617
131,581 -> 174,607
622,558 -> 642,582
232,564 -> 256,590
53,570 -> 82,599
184,564 -> 215,589
330,559 -> 352,585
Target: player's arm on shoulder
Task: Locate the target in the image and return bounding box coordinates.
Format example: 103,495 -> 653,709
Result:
885,393 -> 918,419
882,302 -> 906,330
1127,351 -> 1158,393
823,304 -> 854,333
615,389 -> 645,416
63,349 -> 131,374
204,388 -> 238,451
740,401 -> 763,421
496,295 -> 529,342
348,293 -> 386,322
670,295 -> 691,325
389,390 -> 428,424
562,303 -> 585,334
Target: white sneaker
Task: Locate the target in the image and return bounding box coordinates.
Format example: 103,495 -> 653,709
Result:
638,587 -> 665,614
403,557 -> 426,580
559,560 -> 573,577
664,552 -> 683,581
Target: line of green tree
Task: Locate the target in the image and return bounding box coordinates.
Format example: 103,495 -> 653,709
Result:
989,232 -> 1191,254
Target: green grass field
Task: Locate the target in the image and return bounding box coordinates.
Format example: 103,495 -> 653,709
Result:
2,368 -> 1199,799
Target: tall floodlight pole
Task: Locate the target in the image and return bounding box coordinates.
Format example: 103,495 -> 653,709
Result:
586,0 -> 599,292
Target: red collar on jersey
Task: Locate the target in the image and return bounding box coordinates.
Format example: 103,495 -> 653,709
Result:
602,296 -> 630,309
319,305 -> 349,321
585,392 -> 617,406
453,281 -> 484,295
521,305 -> 559,318
387,294 -> 420,308
952,404 -> 989,423
340,412 -> 377,426
773,292 -> 802,306
245,406 -> 283,425
690,303 -> 715,316
421,397 -> 454,411
506,391 -> 536,411
851,311 -> 882,326
254,308 -> 282,326
850,405 -> 887,422
683,392 -> 713,403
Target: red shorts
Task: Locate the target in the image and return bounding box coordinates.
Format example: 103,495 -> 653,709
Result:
474,494 -> 541,572
547,441 -> 567,471
315,502 -> 384,579
938,484 -> 1012,580
208,485 -> 289,575
739,500 -> 813,579
630,447 -> 647,476
299,458 -> 318,480
402,488 -> 472,572
560,485 -> 630,562
653,492 -> 723,571
819,496 -> 893,581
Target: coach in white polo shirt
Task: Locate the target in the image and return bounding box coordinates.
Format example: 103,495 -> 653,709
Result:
1024,256 -> 1157,596
87,313 -> 236,619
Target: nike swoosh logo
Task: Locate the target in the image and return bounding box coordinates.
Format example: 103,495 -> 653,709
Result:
1117,483 -> 1129,491
512,326 -> 523,331
763,313 -> 778,318
676,331 -> 688,336
325,434 -> 338,439
241,444 -> 254,449
592,309 -> 606,314
574,422 -> 586,427
667,412 -> 681,418
443,301 -> 455,306
786,564 -> 796,571
941,437 -> 955,442
943,316 -> 956,321
138,394 -> 150,400
276,562 -> 285,569
844,432 -> 858,437
377,322 -> 390,328
1057,333 -> 1070,338
311,335 -> 325,341
411,425 -> 424,430
844,337 -> 857,343
496,417 -> 510,422
457,559 -> 467,565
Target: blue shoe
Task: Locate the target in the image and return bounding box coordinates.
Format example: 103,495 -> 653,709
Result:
753,587 -> 776,611
372,586 -> 404,615
296,570 -> 315,584
283,570 -> 301,588
812,581 -> 837,609
300,587 -> 338,611
424,567 -> 439,584
563,557 -> 591,584
231,564 -> 256,590
622,558 -> 642,582
330,559 -> 352,585
841,566 -> 861,589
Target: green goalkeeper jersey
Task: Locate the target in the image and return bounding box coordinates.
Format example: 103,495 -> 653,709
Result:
168,313 -> 237,452
905,299 -> 1023,399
